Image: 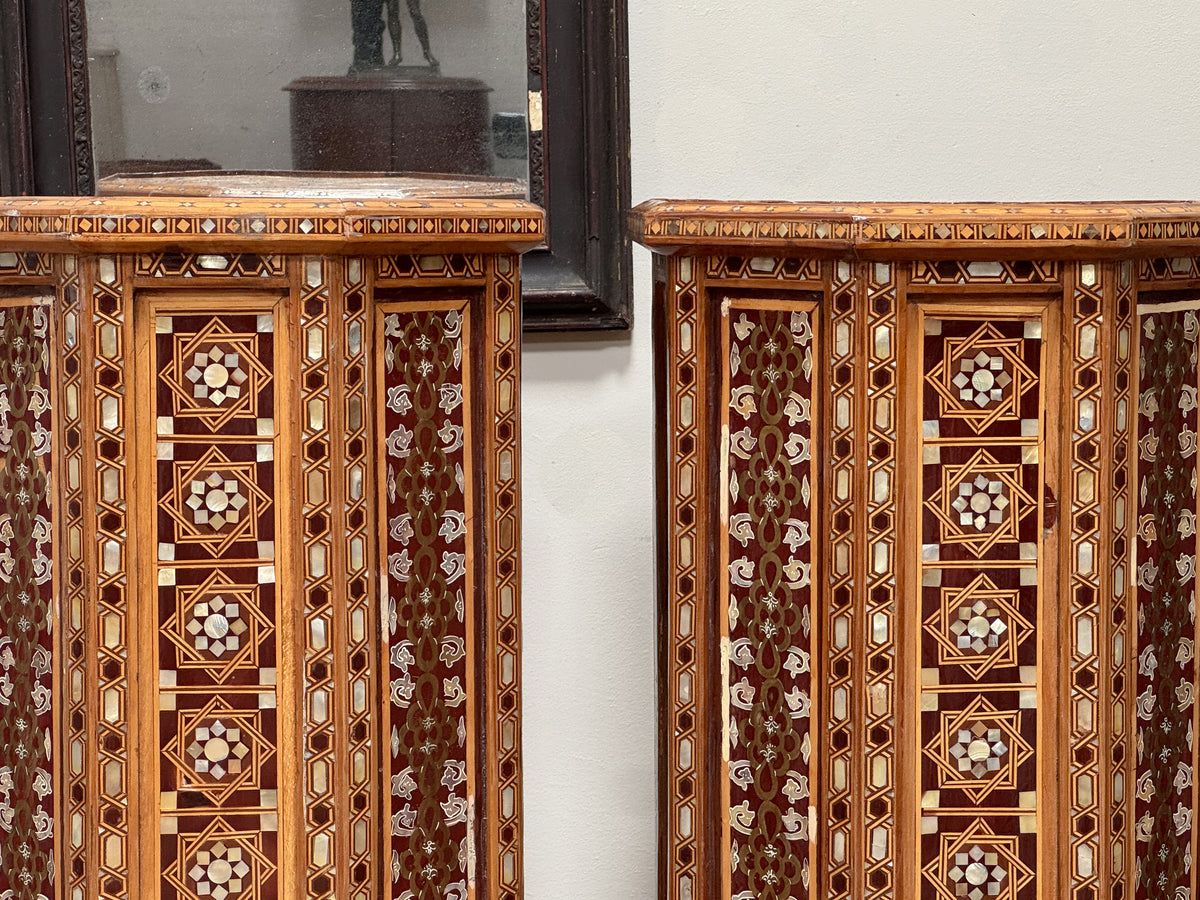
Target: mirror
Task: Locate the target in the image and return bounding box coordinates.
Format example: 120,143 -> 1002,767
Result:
82,0 -> 529,186
0,0 -> 631,331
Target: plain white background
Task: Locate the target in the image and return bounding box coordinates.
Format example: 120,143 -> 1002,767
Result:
520,3 -> 1200,897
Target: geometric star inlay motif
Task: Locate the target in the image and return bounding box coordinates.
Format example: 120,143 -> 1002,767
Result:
923,573 -> 1034,679
925,449 -> 1037,556
164,817 -> 276,900
189,840 -> 251,900
163,696 -> 274,804
927,322 -> 1038,433
953,474 -> 1008,531
159,318 -> 272,432
187,719 -> 250,781
163,447 -> 270,557
923,697 -> 1034,804
185,346 -> 248,407
162,572 -> 273,681
186,472 -> 248,530
923,819 -> 1035,900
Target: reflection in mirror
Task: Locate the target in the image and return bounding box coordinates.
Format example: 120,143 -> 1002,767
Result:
83,0 -> 528,187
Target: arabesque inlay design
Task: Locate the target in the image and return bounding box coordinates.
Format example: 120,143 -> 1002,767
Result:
722,302 -> 816,899
0,301 -> 55,900
1133,300 -> 1199,900
380,304 -> 473,899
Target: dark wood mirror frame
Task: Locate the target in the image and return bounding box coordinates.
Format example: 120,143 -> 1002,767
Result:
0,0 -> 631,331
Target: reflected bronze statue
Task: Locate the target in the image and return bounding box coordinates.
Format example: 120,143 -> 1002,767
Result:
350,0 -> 438,73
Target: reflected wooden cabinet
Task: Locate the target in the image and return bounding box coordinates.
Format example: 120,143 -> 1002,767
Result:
632,201 -> 1200,900
0,180 -> 541,900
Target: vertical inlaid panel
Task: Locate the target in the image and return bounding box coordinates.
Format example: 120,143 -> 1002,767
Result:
0,298 -> 55,900
378,302 -> 474,900
486,256 -> 522,900
1133,298 -> 1199,900
720,299 -> 816,900
1107,263 -> 1134,900
341,258 -> 376,900
662,255 -> 701,900
93,256 -> 131,900
58,256 -> 91,900
917,312 -> 1048,900
298,258 -> 339,899
1070,265 -> 1104,898
825,260 -> 859,900
864,264 -> 897,899
150,306 -> 281,900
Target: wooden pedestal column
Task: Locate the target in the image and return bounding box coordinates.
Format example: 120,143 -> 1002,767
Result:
632,201 -> 1200,900
0,178 -> 541,900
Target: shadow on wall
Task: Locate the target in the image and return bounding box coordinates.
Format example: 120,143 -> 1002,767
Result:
522,330 -> 634,384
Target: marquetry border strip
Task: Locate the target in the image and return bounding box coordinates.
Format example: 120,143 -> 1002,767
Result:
486,255 -> 523,900
825,259 -> 860,900
863,262 -> 899,900
0,249 -> 53,277
632,201 -> 1200,256
92,255 -> 131,900
705,255 -> 821,281
0,198 -> 544,246
909,260 -> 1061,286
1137,257 -> 1200,283
341,258 -> 375,900
375,253 -> 486,281
57,253 -> 92,900
350,215 -> 540,239
134,251 -> 286,279
1068,263 -> 1105,898
1106,262 -> 1134,900
297,257 -> 339,900
659,253 -> 701,900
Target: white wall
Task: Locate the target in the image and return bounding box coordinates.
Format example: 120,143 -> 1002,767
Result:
521,2 -> 1200,898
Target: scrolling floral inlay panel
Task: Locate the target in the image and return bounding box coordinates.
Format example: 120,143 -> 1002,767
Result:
380,304 -> 474,899
722,301 -> 816,899
1134,300 -> 1199,900
0,300 -> 55,900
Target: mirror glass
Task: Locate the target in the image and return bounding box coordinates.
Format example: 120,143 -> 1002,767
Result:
83,0 -> 529,189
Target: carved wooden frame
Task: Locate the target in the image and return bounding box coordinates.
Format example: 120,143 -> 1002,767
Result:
0,0 -> 631,331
